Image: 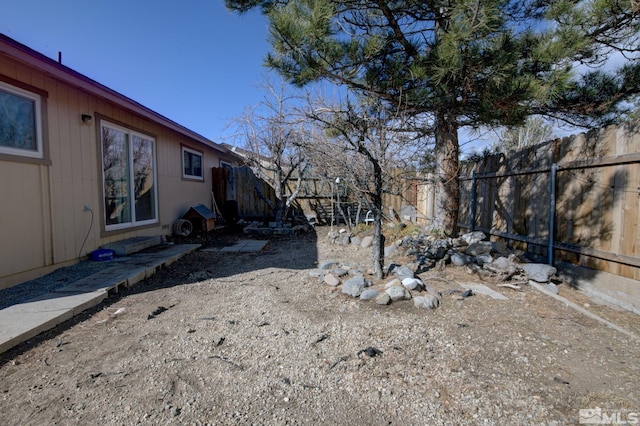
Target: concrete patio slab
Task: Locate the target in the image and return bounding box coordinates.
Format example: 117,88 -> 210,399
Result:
0,243 -> 200,355
0,290 -> 107,354
54,265 -> 129,294
100,236 -> 162,256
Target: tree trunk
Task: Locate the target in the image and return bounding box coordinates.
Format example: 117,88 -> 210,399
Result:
283,174 -> 303,224
274,200 -> 284,226
432,112 -> 460,236
371,210 -> 385,279
274,173 -> 286,227
371,160 -> 385,279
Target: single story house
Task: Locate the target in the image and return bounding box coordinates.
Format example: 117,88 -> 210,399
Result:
0,34 -> 239,289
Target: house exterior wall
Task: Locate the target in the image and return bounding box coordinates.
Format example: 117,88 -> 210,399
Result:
0,49 -> 223,289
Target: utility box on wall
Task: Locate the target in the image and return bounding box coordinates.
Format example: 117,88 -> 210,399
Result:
184,204 -> 216,232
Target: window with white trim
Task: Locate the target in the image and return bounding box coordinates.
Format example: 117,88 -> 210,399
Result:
0,80 -> 43,159
101,121 -> 158,230
182,146 -> 203,180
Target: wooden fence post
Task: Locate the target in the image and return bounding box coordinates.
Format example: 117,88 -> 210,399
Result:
470,171 -> 476,232
548,163 -> 557,265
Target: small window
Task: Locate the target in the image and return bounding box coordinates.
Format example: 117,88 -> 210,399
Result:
0,81 -> 43,159
182,146 -> 203,180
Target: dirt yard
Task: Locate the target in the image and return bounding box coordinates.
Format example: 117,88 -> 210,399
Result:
1,227 -> 639,425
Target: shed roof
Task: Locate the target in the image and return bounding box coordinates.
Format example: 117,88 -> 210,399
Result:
185,204 -> 216,220
0,33 -> 231,155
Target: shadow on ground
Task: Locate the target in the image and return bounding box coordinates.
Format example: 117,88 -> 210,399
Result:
0,226 -> 319,364
140,226 -> 319,292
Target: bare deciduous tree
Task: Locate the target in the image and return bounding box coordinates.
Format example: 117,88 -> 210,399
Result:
229,78 -> 307,226
303,91 -> 421,278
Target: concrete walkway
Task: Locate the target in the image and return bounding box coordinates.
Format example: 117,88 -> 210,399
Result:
0,244 -> 200,354
0,239 -> 272,355
200,239 -> 269,253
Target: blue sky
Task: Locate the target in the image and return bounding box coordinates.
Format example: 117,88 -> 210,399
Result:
2,1 -> 632,152
0,0 -> 274,144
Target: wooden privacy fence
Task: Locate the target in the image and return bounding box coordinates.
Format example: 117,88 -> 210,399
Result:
212,166 -> 277,220
455,123 -> 640,281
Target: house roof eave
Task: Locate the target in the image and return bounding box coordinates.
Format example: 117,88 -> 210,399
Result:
0,33 -> 226,155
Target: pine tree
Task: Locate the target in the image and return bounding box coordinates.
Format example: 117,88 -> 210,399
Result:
226,0 -> 640,235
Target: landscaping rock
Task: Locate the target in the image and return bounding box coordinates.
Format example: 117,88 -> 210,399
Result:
332,268 -> 349,277
320,261 -> 340,270
347,265 -> 366,275
384,278 -> 402,289
342,275 -> 368,297
360,236 -> 373,248
360,289 -> 379,301
323,273 -> 341,287
490,241 -> 511,255
474,253 -> 493,265
461,231 -> 486,245
401,277 -> 423,291
385,286 -> 411,301
451,253 -> 472,266
390,264 -> 414,280
491,257 -> 516,273
414,294 -> 440,309
384,244 -> 398,257
452,237 -> 468,248
521,263 -> 557,283
466,242 -> 492,256
375,293 -> 391,305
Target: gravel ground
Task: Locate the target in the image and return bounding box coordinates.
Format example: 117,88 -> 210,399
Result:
0,227 -> 638,425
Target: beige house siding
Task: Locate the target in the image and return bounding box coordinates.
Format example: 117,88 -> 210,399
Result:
0,161 -> 50,280
0,38 -> 229,289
